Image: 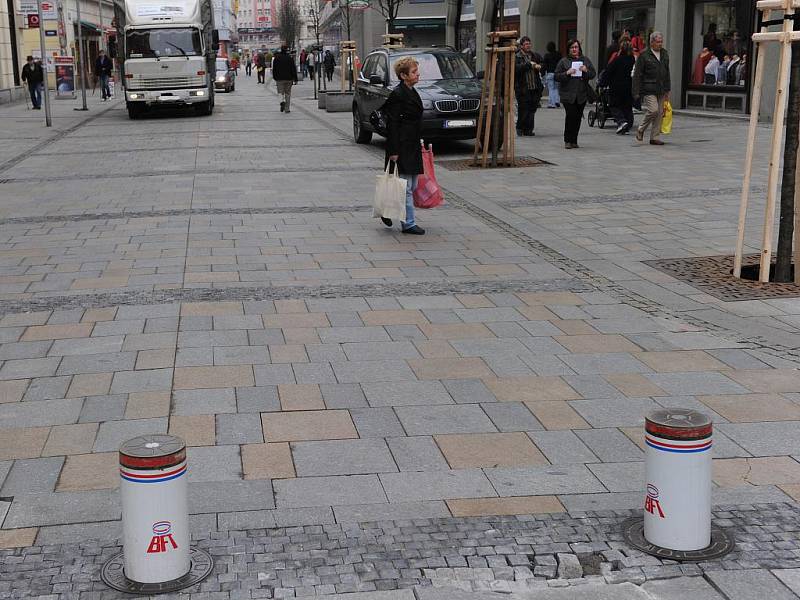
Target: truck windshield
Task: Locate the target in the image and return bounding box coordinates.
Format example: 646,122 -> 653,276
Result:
390,53 -> 474,82
126,28 -> 202,58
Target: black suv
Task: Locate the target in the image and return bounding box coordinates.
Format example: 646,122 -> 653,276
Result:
352,47 -> 482,144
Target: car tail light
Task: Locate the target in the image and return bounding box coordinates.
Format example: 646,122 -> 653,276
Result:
125,73 -> 133,78
197,70 -> 205,75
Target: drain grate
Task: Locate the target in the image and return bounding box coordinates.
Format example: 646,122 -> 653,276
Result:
437,156 -> 552,171
644,254 -> 800,301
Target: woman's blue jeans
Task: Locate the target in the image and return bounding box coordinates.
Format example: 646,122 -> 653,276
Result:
399,173 -> 417,228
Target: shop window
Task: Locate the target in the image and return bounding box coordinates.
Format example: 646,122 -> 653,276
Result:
606,2 -> 655,59
687,0 -> 750,89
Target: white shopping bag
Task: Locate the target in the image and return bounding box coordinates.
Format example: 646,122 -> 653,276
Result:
373,161 -> 407,222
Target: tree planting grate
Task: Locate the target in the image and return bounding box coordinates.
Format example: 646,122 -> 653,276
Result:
437,156 -> 552,171
643,254 -> 800,302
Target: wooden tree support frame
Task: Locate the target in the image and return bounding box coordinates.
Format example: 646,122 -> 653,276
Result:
339,41 -> 358,93
472,31 -> 517,168
382,33 -> 404,49
735,0 -> 800,283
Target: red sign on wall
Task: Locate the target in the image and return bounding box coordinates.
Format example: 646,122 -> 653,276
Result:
27,13 -> 40,27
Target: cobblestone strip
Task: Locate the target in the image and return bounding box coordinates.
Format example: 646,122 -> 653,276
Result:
1,503 -> 798,598
0,204 -> 378,226
502,186 -> 767,208
0,102 -> 121,175
0,277 -> 587,316
34,143 -> 349,157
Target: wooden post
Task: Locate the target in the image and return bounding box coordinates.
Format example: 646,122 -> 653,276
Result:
759,3 -> 795,282
481,49 -> 497,168
734,15 -> 770,277
795,126 -> 800,283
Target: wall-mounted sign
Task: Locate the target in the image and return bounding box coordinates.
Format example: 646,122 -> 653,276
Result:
27,13 -> 40,26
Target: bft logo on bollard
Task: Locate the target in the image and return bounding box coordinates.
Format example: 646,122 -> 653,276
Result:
147,521 -> 179,554
644,484 -> 665,518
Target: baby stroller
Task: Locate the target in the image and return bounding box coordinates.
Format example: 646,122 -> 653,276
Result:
587,70 -> 613,129
587,84 -> 613,128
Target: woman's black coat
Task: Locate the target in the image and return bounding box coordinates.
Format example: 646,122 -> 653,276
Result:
605,54 -> 635,106
384,82 -> 424,176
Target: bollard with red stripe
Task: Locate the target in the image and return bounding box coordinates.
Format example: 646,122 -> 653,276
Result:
119,434 -> 190,585
644,409 -> 712,551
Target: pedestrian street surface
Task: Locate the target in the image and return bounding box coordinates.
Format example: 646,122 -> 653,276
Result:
1,72 -> 800,599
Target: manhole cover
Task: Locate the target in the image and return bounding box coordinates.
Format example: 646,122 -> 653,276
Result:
622,518 -> 735,561
644,254 -> 800,301
101,547 -> 213,594
438,156 -> 552,171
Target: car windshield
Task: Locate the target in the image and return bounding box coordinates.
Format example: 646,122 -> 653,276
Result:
390,52 -> 474,82
126,28 -> 202,58
216,59 -> 229,71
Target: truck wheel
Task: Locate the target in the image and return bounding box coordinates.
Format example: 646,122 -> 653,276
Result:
127,102 -> 143,120
353,107 -> 372,144
195,100 -> 212,116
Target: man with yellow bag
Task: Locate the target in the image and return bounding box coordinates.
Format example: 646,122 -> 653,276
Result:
632,31 -> 671,146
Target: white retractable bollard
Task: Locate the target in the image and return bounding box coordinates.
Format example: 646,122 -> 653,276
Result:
120,434 -> 190,583
644,409 -> 712,551
101,434 -> 213,594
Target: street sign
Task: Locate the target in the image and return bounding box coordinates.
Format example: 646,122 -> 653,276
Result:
347,0 -> 369,9
45,28 -> 57,35
40,0 -> 57,18
17,0 -> 37,13
27,13 -> 40,26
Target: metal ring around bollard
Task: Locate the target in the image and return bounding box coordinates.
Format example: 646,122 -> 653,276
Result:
101,434 -> 213,594
623,409 -> 734,561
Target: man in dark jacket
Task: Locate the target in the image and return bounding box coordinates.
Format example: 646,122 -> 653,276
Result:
94,50 -> 114,101
21,56 -> 44,109
272,44 -> 298,113
632,31 -> 670,145
323,50 -> 335,82
256,52 -> 266,83
514,36 -> 544,136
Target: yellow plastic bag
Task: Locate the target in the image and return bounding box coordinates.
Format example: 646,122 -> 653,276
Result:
661,100 -> 673,135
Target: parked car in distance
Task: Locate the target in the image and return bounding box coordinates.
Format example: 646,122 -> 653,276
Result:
353,47 -> 482,144
214,58 -> 236,92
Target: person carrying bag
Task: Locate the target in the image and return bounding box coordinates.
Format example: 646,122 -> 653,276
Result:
373,162 -> 407,222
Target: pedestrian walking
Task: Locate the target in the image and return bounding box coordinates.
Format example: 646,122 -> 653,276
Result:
632,31 -> 670,146
256,52 -> 266,84
21,55 -> 44,110
606,40 -> 635,134
543,41 -> 561,108
94,50 -> 113,101
554,39 -> 596,149
514,36 -> 543,137
324,50 -> 335,82
272,44 -> 298,113
299,48 -> 307,80
381,56 -> 425,236
246,54 -> 252,76
307,50 -> 316,80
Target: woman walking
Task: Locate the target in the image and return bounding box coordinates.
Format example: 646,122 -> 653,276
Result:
554,39 -> 596,149
543,41 -> 561,108
605,41 -> 635,134
380,56 -> 425,235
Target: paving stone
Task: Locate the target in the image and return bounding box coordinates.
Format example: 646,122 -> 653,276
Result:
447,496 -> 565,517
274,474 -> 387,507
342,341 -> 421,362
395,405 -> 496,435
568,397 -> 658,428
110,368 -> 173,393
57,351 -> 137,375
293,439 -> 398,476
67,372 -> 113,398
436,432 -> 548,468
558,492 -> 643,512
481,402 -> 543,432
0,357 -> 61,380
216,413 -> 265,444
56,452 -> 118,491
78,394 -> 127,423
645,372 -> 749,396
441,379 -> 497,404
0,528 -> 38,549
0,461 -> 10,489
641,576 -> 725,600
4,489 -> 121,527
380,470 -> 496,502
559,353 -> 651,375
0,397 -> 82,428
528,430 -> 599,464
386,436 -> 449,471
0,457 -> 64,495
319,327 -> 390,343
484,464 -> 606,495
262,410 -> 358,442
574,428 -> 645,462
253,364 -> 299,385
486,376 -> 580,402
332,360 -> 417,383
0,340 -> 52,361
169,414 -> 216,446
705,570 -> 797,600
771,570 -> 800,597
41,423 -> 98,456
279,383 -> 325,410
350,407 -> 406,438
174,365 -> 254,389
242,442 -> 295,479
94,417 -> 168,452
726,369 -> 800,394
187,445 -> 242,482
718,422 -> 800,456
586,461 -> 645,492
333,500 -> 451,524
188,480 -> 275,513
0,378 -> 28,403
213,345 -> 269,365
173,388 -> 237,415
698,394 -> 800,423
524,401 -> 591,430
321,383 -> 369,408
237,386 -> 281,412
49,335 -> 124,357
361,381 -> 453,407
22,376 -> 70,401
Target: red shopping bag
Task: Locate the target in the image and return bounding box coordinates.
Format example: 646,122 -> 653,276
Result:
413,143 -> 444,209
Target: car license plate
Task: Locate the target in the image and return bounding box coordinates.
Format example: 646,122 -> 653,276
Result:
445,119 -> 475,128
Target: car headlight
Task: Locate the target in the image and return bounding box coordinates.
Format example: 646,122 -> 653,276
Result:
216,76 -> 227,82
421,99 -> 433,109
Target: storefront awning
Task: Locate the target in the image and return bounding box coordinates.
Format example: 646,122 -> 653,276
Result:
393,17 -> 446,31
78,20 -> 102,33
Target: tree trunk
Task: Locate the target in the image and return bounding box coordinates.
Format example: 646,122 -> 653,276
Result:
775,16 -> 800,282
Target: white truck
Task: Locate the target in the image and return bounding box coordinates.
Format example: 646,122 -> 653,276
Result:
113,0 -> 218,118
